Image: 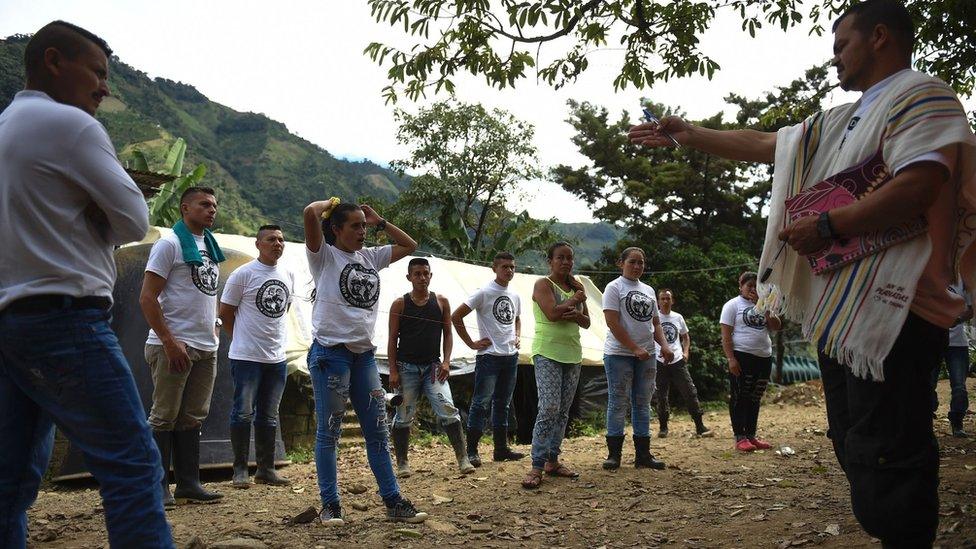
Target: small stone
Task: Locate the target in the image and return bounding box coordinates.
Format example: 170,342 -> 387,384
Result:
209,538 -> 268,549
287,506 -> 318,525
395,528 -> 423,538
351,502 -> 369,511
347,483 -> 368,494
825,524 -> 841,536
33,529 -> 58,542
432,494 -> 453,505
471,524 -> 492,534
183,535 -> 207,549
425,520 -> 459,534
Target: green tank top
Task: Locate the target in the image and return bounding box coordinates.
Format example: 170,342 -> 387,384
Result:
532,278 -> 583,364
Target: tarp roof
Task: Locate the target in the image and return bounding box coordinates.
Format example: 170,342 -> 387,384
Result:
139,228 -> 610,375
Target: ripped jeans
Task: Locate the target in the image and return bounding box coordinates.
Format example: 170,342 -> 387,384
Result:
392,361 -> 461,428
307,341 -> 399,506
604,354 -> 656,437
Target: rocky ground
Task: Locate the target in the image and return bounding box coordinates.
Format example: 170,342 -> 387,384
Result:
27,379 -> 976,548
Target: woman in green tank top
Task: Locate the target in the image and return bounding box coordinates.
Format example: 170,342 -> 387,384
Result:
522,242 -> 590,489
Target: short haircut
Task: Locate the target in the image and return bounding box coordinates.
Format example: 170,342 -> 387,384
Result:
833,0 -> 914,59
407,257 -> 430,272
493,251 -> 515,263
658,288 -> 673,298
257,224 -> 281,236
739,271 -> 758,286
180,186 -> 216,204
25,21 -> 112,78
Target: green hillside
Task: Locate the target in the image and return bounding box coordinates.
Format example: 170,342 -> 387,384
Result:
0,34 -> 619,262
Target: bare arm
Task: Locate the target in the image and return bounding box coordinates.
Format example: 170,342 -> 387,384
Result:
628,117 -> 777,163
303,200 -> 335,253
681,332 -> 691,359
387,298 -> 403,388
653,317 -> 674,363
575,300 -> 591,329
720,323 -> 741,376
515,316 -> 522,349
139,272 -> 190,372
766,313 -> 782,331
439,295 -> 453,363
451,303 -> 490,350
361,205 -> 417,263
533,278 -> 582,322
218,303 -> 237,337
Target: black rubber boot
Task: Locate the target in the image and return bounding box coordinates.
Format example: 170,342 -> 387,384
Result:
172,429 -> 223,503
466,428 -> 483,467
230,423 -> 251,489
444,421 -> 476,473
949,413 -> 969,438
657,412 -> 669,438
693,413 -> 715,437
602,435 -> 624,470
633,435 -> 666,470
492,429 -> 524,461
391,426 -> 413,478
253,425 -> 290,486
152,430 -> 175,508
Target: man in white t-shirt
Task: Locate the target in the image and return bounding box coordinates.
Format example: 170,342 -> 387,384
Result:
219,225 -> 295,489
0,21 -> 171,548
140,186 -> 224,505
654,289 -> 713,438
452,252 -> 525,466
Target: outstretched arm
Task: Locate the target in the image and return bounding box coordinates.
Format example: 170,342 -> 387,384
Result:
628,116 -> 777,164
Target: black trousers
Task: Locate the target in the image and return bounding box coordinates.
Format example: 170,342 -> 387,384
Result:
655,359 -> 704,417
728,351 -> 771,437
819,312 -> 946,547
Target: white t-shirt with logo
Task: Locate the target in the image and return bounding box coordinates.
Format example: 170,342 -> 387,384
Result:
602,276 -> 659,357
307,243 -> 392,353
657,310 -> 688,364
145,233 -> 220,351
720,296 -> 771,358
221,260 -> 296,363
464,280 -> 521,356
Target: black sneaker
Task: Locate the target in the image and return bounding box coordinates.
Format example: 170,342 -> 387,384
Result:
319,502 -> 344,526
386,497 -> 428,523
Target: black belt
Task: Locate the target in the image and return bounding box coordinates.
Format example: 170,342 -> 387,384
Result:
4,294 -> 112,314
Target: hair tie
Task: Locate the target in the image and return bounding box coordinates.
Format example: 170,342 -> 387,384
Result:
320,197 -> 341,220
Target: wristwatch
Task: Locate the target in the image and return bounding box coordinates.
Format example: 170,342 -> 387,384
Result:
816,212 -> 837,240
215,318 -> 223,328
376,218 -> 388,232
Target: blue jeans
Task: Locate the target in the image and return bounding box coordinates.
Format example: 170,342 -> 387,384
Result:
467,353 -> 519,432
604,355 -> 657,437
307,341 -> 398,505
0,307 -> 172,548
931,345 -> 971,418
530,355 -> 581,468
392,361 -> 461,428
230,359 -> 287,427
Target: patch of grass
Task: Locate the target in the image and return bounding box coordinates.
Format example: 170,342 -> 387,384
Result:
286,445 -> 314,464
411,430 -> 449,448
568,410 -> 607,438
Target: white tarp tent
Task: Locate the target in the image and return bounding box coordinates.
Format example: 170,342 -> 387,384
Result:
139,227 -> 609,376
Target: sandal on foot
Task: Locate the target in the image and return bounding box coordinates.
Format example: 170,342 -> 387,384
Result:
521,468 -> 544,489
544,462 -> 579,478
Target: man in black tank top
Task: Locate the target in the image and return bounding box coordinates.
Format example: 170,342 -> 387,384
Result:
388,258 -> 476,476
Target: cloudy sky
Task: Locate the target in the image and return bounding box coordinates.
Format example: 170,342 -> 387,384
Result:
3,1 -> 966,222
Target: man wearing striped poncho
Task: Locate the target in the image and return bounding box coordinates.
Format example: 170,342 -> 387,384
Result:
628,1 -> 976,546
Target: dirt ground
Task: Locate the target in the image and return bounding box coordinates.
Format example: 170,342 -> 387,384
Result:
27,379 -> 976,549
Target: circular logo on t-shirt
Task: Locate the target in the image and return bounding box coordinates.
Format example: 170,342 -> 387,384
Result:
492,295 -> 515,325
662,321 -> 679,344
742,306 -> 767,330
339,263 -> 380,309
624,291 -> 655,322
190,250 -> 219,296
256,279 -> 289,318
